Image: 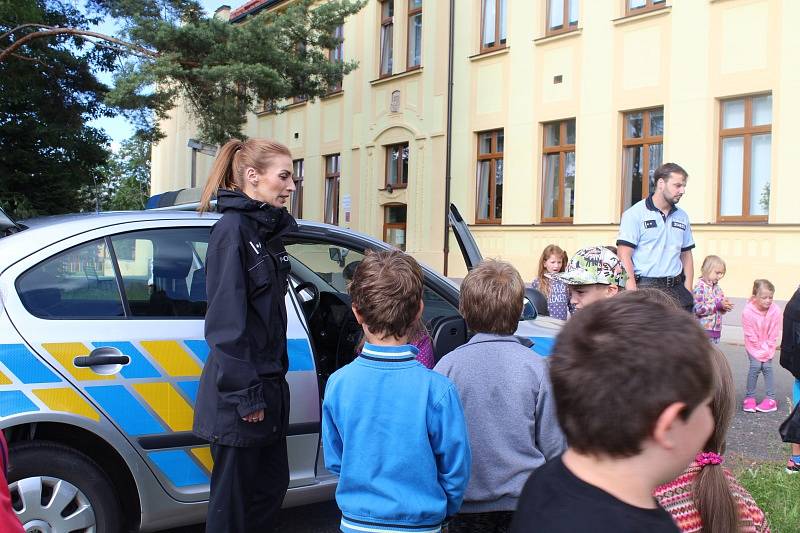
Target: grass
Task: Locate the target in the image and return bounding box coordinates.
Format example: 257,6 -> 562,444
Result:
731,457 -> 800,533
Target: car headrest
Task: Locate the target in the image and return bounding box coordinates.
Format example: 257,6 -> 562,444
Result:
152,240 -> 193,279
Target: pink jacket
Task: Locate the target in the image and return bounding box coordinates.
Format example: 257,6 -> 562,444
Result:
742,301 -> 782,363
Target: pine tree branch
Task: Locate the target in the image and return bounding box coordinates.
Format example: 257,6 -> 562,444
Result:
9,52 -> 51,68
0,27 -> 158,63
0,23 -> 54,43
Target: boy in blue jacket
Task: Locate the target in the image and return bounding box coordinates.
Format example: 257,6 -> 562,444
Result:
322,250 -> 471,533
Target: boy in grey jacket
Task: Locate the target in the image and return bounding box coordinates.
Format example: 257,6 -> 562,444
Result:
434,259 -> 565,533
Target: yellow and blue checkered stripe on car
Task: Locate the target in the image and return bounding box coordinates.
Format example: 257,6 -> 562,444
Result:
0,338 -> 315,488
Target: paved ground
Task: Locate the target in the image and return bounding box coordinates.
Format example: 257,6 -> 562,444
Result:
163,342 -> 795,532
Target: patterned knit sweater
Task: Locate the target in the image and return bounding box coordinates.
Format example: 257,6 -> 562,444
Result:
653,463 -> 770,533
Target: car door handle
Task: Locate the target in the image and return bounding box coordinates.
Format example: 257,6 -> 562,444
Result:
74,348 -> 130,367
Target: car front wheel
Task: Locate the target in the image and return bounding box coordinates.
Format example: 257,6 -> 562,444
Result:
8,441 -> 124,533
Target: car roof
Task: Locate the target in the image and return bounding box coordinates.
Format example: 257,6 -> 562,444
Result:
0,210 -> 390,272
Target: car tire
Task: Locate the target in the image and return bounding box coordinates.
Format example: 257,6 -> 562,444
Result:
8,441 -> 124,533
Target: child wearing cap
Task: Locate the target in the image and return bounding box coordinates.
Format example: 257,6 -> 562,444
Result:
434,259 -> 565,532
322,250 -> 471,533
511,291 -> 715,533
551,246 -> 626,312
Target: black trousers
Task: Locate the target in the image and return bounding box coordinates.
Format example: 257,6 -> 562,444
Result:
637,280 -> 694,313
206,437 -> 289,533
446,511 -> 514,533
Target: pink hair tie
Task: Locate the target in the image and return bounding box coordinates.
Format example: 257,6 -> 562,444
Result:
695,452 -> 723,467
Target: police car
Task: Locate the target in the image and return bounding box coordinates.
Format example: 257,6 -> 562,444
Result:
0,201 -> 560,532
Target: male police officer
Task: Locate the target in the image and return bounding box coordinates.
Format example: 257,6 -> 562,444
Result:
616,163 -> 694,312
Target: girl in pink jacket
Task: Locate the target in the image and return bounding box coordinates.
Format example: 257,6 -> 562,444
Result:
742,279 -> 782,413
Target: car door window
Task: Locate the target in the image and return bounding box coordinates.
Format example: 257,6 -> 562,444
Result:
110,228 -> 210,318
16,238 -> 124,318
285,243 -> 366,293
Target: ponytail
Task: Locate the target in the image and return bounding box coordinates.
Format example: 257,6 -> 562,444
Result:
692,347 -> 740,533
694,463 -> 738,533
198,138 -> 292,213
199,139 -> 242,213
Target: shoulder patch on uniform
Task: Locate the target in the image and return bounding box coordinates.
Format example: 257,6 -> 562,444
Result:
643,219 -> 657,229
671,221 -> 686,230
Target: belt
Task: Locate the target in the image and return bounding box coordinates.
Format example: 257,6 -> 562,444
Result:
635,274 -> 684,288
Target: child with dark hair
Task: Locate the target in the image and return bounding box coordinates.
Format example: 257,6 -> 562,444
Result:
435,259 -> 565,532
654,348 -> 770,532
322,250 -> 471,533
512,291 -> 715,533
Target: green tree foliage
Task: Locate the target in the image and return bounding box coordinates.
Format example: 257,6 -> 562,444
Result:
104,135 -> 151,210
98,0 -> 366,144
0,1 -> 116,218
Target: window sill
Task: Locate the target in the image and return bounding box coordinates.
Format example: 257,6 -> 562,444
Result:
540,219 -> 574,225
613,6 -> 670,26
473,220 -> 503,226
322,90 -> 344,100
716,217 -> 769,224
534,28 -> 582,45
369,68 -> 423,86
285,100 -> 308,110
469,46 -> 510,62
379,184 -> 408,192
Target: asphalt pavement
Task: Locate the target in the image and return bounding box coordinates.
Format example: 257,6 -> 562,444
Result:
162,342 -> 795,533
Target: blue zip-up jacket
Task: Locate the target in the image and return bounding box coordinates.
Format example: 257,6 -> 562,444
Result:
322,343 -> 471,533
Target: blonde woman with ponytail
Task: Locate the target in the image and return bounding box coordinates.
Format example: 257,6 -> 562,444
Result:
192,139 -> 297,533
654,347 -> 770,532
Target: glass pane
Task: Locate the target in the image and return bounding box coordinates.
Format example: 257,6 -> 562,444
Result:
649,109 -> 664,137
382,0 -> 394,18
477,161 -> 491,220
17,239 -> 123,319
749,134 -> 771,216
648,143 -> 663,194
499,0 -> 507,42
496,131 -> 504,153
722,99 -> 745,129
565,119 -> 576,145
400,145 -> 409,183
407,13 -> 422,67
325,178 -> 337,224
326,155 -> 339,174
112,228 -> 210,317
410,0 -> 422,8
568,0 -> 579,24
628,0 -> 646,8
720,136 -> 744,217
564,151 -> 575,218
478,132 -> 493,154
293,159 -> 304,179
549,0 -> 564,30
291,180 -> 303,218
544,123 -> 560,147
495,158 -> 503,219
385,204 -> 407,223
387,149 -> 398,185
543,154 -> 560,219
622,146 -> 643,210
285,243 -> 366,293
385,227 -> 406,251
625,112 -> 643,138
482,0 -> 496,47
380,24 -> 393,75
752,94 -> 772,126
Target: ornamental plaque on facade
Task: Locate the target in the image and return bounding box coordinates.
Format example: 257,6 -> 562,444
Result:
390,90 -> 401,113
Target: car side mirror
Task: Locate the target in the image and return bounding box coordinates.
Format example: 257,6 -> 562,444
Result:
329,247 -> 341,263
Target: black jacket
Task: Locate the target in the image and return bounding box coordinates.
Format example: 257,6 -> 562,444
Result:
193,189 -> 298,447
781,288 -> 800,380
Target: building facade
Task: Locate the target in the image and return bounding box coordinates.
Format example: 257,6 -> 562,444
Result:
151,0 -> 800,300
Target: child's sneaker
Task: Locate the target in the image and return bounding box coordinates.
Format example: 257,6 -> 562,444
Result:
742,397 -> 757,412
786,459 -> 800,474
755,398 -> 777,412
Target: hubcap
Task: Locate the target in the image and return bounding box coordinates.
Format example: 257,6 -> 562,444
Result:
10,476 -> 96,533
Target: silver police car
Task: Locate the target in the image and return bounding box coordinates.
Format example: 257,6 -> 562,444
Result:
0,204 -> 560,532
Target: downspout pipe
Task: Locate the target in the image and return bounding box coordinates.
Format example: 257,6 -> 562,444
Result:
443,0 -> 455,276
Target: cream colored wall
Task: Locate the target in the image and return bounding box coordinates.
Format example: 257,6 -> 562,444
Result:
152,0 -> 800,300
